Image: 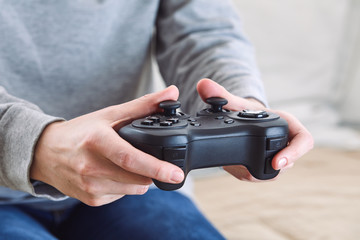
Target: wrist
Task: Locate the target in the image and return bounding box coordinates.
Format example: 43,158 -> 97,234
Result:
31,121 -> 65,184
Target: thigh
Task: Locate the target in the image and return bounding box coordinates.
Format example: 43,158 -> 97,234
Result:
58,189 -> 224,240
0,205 -> 57,240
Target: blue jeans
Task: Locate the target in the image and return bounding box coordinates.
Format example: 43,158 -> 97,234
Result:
0,189 -> 224,240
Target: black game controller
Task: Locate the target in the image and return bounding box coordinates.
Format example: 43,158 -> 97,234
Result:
118,97 -> 289,191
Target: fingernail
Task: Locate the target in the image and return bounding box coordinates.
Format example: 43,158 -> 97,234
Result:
278,158 -> 288,169
171,170 -> 184,183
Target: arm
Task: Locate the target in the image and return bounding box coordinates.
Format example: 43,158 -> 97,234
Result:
0,86 -> 64,198
156,0 -> 267,113
1,85 -> 185,205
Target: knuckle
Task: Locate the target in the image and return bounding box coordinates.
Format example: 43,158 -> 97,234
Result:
75,158 -> 94,177
118,153 -> 136,170
79,179 -> 101,196
137,185 -> 149,195
153,165 -> 166,181
81,131 -> 99,149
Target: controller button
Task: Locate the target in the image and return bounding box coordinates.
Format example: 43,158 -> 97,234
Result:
238,110 -> 269,118
187,118 -> 197,122
169,159 -> 185,168
267,138 -> 287,151
141,120 -> 154,125
190,122 -> 201,127
160,121 -> 173,126
163,147 -> 187,160
264,157 -> 277,174
224,119 -> 234,124
215,116 -> 224,120
167,118 -> 179,124
147,116 -> 160,123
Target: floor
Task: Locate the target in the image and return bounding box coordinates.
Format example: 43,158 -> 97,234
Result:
193,148 -> 360,240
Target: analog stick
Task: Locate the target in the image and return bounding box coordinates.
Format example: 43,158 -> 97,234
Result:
159,100 -> 181,116
206,97 -> 228,112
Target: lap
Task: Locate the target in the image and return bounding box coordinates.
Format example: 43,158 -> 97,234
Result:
0,189 -> 224,240
58,189 -> 224,240
0,205 -> 57,240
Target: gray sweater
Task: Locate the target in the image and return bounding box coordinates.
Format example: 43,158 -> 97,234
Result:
0,0 -> 266,209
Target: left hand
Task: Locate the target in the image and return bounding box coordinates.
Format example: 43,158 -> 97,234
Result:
196,78 -> 314,182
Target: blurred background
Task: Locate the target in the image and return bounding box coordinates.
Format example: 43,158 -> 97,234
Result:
233,0 -> 360,150
146,0 -> 360,239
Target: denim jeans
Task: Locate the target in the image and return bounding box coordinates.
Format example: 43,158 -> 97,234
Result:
0,189 -> 225,240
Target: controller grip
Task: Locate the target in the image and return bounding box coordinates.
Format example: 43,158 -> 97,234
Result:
153,179 -> 185,191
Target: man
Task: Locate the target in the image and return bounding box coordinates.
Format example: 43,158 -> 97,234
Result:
0,0 -> 313,239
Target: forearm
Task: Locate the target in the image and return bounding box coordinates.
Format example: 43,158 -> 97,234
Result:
0,86 -> 63,197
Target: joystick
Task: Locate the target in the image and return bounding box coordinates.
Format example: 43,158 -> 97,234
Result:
159,100 -> 181,116
119,97 -> 289,191
206,97 -> 228,112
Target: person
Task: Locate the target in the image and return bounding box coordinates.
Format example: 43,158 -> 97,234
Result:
0,0 -> 313,239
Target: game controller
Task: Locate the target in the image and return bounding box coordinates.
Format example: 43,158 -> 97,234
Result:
118,97 -> 289,191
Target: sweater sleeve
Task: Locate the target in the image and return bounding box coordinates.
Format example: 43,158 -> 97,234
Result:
0,86 -> 66,199
156,0 -> 267,113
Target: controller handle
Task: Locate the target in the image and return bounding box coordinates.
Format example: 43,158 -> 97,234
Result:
206,97 -> 228,112
159,100 -> 181,116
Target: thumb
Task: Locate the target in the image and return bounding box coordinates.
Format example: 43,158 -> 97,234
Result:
196,78 -> 264,111
104,85 -> 179,125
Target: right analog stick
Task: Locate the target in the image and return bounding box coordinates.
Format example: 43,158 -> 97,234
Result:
206,97 -> 228,112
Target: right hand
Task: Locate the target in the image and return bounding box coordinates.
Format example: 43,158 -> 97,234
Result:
30,86 -> 184,206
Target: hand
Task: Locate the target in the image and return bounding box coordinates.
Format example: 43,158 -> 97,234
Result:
196,78 -> 314,181
31,86 -> 185,206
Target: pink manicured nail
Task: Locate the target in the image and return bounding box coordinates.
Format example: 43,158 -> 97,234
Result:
278,158 -> 288,169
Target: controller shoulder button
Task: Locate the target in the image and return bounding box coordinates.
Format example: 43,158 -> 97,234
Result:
267,137 -> 287,151
163,147 -> 187,160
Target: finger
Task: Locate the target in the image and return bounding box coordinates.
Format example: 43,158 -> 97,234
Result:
80,176 -> 150,197
223,165 -> 261,182
272,110 -> 314,170
103,85 -> 179,126
78,179 -> 150,206
196,78 -> 264,110
78,153 -> 153,186
94,128 -> 185,184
